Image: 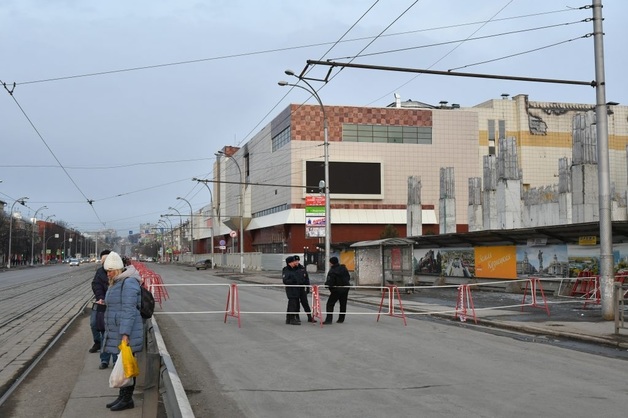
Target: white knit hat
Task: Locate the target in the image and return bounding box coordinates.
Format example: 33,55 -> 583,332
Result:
104,251 -> 124,271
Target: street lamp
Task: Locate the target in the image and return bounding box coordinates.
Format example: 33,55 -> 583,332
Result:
160,215 -> 174,262
63,230 -> 73,260
157,220 -> 169,262
176,197 -> 194,261
42,214 -> 55,264
7,196 -> 29,269
279,71 -> 331,277
30,205 -> 48,266
45,233 -> 59,263
193,177 -> 215,269
217,151 -> 245,273
168,206 -> 184,258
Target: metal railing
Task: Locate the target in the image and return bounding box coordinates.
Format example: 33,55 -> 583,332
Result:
614,282 -> 627,334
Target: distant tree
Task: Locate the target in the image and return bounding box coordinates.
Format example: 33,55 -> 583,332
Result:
380,224 -> 399,239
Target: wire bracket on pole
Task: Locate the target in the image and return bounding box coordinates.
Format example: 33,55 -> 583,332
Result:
376,285 -> 407,326
224,283 -> 241,327
455,284 -> 477,324
310,285 -> 324,327
521,277 -> 550,316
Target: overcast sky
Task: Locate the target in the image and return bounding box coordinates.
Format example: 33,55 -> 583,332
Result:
1,0 -> 626,236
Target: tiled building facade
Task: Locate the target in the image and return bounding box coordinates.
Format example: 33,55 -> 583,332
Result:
198,95 -> 628,255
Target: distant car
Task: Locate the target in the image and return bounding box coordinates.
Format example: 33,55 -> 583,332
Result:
195,259 -> 212,270
69,258 -> 80,266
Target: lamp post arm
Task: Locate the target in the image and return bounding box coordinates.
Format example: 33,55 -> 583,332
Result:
176,197 -> 194,260
31,205 -> 48,266
193,178 -> 216,269
279,76 -> 331,277
7,196 -> 29,269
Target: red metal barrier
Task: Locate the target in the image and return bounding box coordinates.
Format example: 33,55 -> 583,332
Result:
131,261 -> 169,308
224,283 -> 241,328
310,285 -> 323,327
521,277 -> 550,316
455,284 -> 477,324
376,285 -> 407,326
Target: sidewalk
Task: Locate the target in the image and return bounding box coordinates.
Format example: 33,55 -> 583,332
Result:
61,316 -> 145,418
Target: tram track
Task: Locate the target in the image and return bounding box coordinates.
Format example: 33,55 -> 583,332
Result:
0,266 -> 95,405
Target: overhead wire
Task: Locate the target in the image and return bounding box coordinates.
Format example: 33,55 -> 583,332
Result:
447,35 -> 591,72
364,1 -> 588,106
12,8 -> 576,87
330,19 -> 589,61
0,81 -> 106,227
1,4 -> 588,230
236,0 -> 382,148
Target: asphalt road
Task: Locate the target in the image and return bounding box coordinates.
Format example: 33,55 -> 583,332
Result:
150,264 -> 628,418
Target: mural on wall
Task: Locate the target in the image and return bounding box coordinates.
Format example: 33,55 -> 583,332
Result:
414,242 -> 628,280
442,249 -> 474,278
414,248 -> 474,278
566,244 -> 628,277
414,248 -> 442,275
475,246 -> 517,279
516,245 -> 568,278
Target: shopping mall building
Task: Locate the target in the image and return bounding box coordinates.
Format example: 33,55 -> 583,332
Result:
197,94 -> 627,255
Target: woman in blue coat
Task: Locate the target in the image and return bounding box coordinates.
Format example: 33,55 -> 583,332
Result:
102,251 -> 144,411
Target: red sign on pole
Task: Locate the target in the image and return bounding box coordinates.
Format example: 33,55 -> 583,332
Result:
305,195 -> 325,206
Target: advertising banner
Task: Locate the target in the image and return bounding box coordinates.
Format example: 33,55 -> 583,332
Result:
475,246 -> 517,279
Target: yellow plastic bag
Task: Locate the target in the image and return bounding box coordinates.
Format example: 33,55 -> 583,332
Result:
118,341 -> 139,378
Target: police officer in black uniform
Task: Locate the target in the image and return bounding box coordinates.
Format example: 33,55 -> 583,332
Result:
294,255 -> 316,323
282,256 -> 301,325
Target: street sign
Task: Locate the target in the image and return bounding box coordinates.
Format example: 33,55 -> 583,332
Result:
229,230 -> 237,237
219,240 -> 226,246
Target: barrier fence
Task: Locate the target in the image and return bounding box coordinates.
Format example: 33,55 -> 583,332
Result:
145,276 -> 613,327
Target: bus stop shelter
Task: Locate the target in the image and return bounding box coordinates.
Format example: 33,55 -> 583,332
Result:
351,238 -> 415,288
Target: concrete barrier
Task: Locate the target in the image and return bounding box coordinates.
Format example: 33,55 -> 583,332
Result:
145,318 -> 195,418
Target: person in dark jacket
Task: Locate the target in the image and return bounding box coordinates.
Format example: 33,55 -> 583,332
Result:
282,256 -> 301,325
294,255 -> 316,323
102,251 -> 144,411
323,256 -> 351,324
89,249 -> 112,370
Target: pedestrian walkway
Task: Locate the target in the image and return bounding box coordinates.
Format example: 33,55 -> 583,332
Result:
61,316 -> 145,418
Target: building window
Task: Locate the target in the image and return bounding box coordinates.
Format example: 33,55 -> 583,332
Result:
253,203 -> 289,218
342,124 -> 431,144
488,120 -> 496,155
244,153 -> 250,182
272,126 -> 291,152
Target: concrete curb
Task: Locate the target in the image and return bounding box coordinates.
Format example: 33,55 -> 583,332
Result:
151,317 -> 195,418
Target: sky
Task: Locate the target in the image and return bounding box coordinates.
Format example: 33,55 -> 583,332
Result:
1,0 -> 626,236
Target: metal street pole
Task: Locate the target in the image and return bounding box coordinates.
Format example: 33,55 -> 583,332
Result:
168,206 -> 184,259
7,196 -> 29,269
591,0 -> 613,319
42,214 -> 55,264
160,215 -> 174,262
193,177 -> 216,269
45,233 -> 59,264
157,220 -> 168,262
217,152 -> 245,273
176,197 -> 195,262
279,73 -> 331,277
30,205 -> 47,266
